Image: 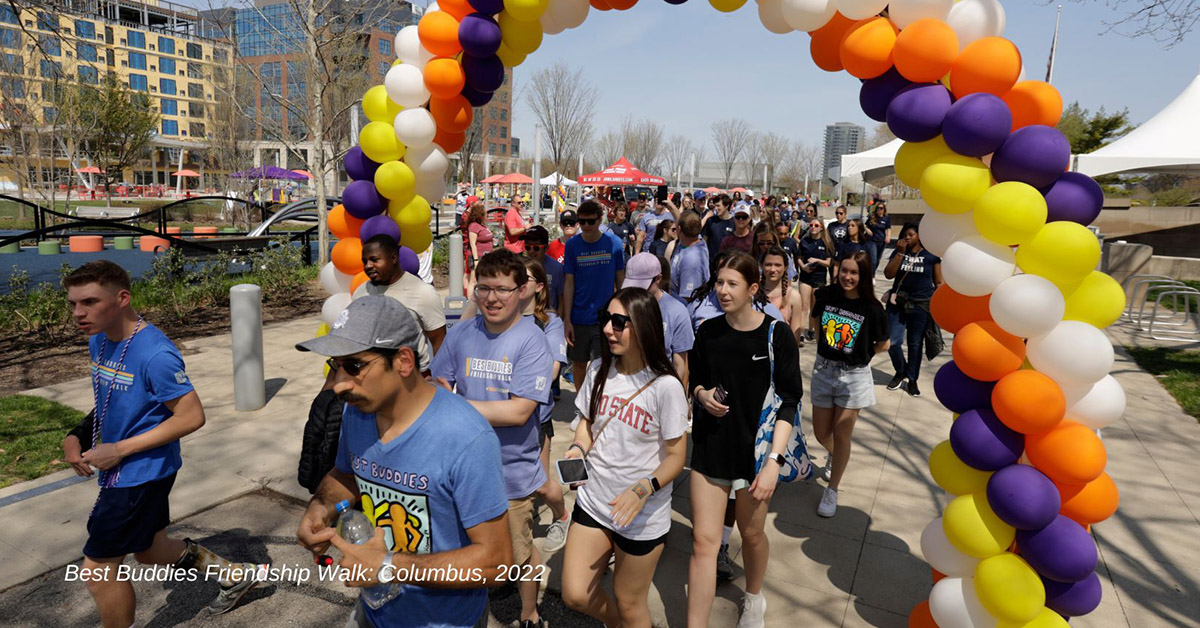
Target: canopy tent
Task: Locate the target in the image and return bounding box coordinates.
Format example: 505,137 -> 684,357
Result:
540,172 -> 577,186
172,169 -> 201,177
482,172 -> 533,184
579,158 -> 666,186
1074,67 -> 1200,177
231,166 -> 309,180
839,138 -> 903,182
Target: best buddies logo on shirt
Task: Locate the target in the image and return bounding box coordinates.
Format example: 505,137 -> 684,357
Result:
822,306 -> 865,354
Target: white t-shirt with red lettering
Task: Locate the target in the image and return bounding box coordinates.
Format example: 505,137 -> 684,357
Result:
573,361 -> 688,540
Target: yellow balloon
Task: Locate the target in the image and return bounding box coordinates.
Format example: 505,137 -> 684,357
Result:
709,0 -> 749,12
392,58 -> 402,66
496,40 -> 527,67
499,11 -> 543,55
920,154 -> 992,214
362,85 -> 403,124
894,136 -> 952,188
998,607 -> 1070,628
974,181 -> 1047,246
401,225 -> 433,254
388,195 -> 433,231
318,323 -> 331,376
974,553 -> 1045,623
504,0 -> 548,21
374,161 -> 417,203
1014,221 -> 1101,289
359,121 -> 404,163
929,440 -> 993,496
1062,271 -> 1125,329
943,493 -> 1015,559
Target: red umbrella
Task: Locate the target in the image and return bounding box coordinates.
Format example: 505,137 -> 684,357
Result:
496,172 -> 533,184
730,187 -> 748,193
703,186 -> 722,194
77,166 -> 103,174
579,158 -> 665,186
481,174 -> 505,184
172,169 -> 201,177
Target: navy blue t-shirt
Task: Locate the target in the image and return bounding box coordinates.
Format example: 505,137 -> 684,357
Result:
868,215 -> 891,244
701,214 -> 736,265
836,240 -> 871,263
889,248 -> 942,300
798,237 -> 831,285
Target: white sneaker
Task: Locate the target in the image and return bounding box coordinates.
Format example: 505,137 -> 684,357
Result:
736,592 -> 767,628
818,487 -> 838,518
542,516 -> 570,553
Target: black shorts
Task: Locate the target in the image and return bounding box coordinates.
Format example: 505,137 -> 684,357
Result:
568,323 -> 602,363
84,473 -> 176,559
540,419 -> 554,443
571,503 -> 667,557
799,275 -> 826,288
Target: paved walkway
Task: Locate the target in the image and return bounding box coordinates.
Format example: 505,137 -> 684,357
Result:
2,314 -> 1198,627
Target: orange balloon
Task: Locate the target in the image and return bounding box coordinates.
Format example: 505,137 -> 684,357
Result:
930,284 -> 992,334
931,568 -> 946,583
331,237 -> 364,275
893,18 -> 959,83
423,57 -> 466,99
1057,472 -> 1119,526
909,600 -> 937,628
951,321 -> 1026,381
992,370 -> 1066,434
438,0 -> 473,19
1003,80 -> 1064,130
429,95 -> 474,133
590,0 -> 612,10
418,11 -> 462,58
840,17 -> 898,79
329,204 -> 365,241
434,127 -> 467,153
949,36 -> 1021,99
608,0 -> 637,8
809,13 -> 857,73
349,271 -> 370,294
1025,419 -> 1107,485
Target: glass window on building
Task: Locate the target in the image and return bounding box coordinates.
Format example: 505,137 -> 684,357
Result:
499,144 -> 507,155
190,122 -> 206,138
104,26 -> 113,44
162,119 -> 178,136
188,83 -> 203,99
0,6 -> 17,25
43,107 -> 57,123
128,31 -> 146,49
500,126 -> 507,139
186,42 -> 202,59
129,73 -> 147,91
378,61 -> 388,79
39,59 -> 61,78
500,109 -> 508,121
41,34 -> 60,56
1,52 -> 21,72
78,65 -> 98,84
379,39 -> 391,56
1,77 -> 24,99
38,12 -> 55,31
160,98 -> 177,115
213,48 -> 227,63
190,103 -> 204,117
187,62 -> 202,78
160,57 -> 175,75
0,27 -> 18,48
106,48 -> 114,66
128,52 -> 146,69
161,78 -> 176,95
75,20 -> 95,38
158,36 -> 174,54
78,42 -> 97,62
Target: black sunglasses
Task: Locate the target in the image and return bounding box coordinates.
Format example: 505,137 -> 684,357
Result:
326,355 -> 382,377
577,217 -> 599,225
597,310 -> 631,333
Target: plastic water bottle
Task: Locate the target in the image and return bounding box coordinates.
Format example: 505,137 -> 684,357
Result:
335,499 -> 401,609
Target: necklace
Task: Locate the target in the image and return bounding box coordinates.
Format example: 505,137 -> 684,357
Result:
90,316 -> 144,489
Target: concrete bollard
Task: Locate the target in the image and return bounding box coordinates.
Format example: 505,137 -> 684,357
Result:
230,284 -> 266,411
449,233 -> 464,298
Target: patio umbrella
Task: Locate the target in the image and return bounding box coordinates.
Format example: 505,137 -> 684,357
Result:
291,170 -> 313,179
703,186 -> 722,194
77,166 -> 103,174
172,169 -> 201,177
730,187 -> 748,194
496,172 -> 534,184
481,174 -> 505,184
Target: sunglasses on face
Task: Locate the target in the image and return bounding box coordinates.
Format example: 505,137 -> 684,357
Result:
597,310 -> 631,333
561,220 -> 578,227
326,355 -> 382,377
578,217 -> 599,225
735,215 -> 750,220
526,243 -> 547,251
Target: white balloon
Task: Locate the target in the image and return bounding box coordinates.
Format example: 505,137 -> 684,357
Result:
946,0 -> 1006,50
415,177 -> 446,203
393,107 -> 436,149
758,0 -> 793,34
836,0 -> 887,20
940,235 -> 1015,297
780,0 -> 837,32
888,0 -> 953,28
319,262 -> 353,295
384,63 -> 430,109
405,144 -> 450,179
989,274 -> 1064,339
929,577 -> 998,628
1027,320 -> 1115,389
920,210 -> 979,257
321,292 -> 353,327
394,25 -> 434,68
550,0 -> 589,29
539,9 -> 566,35
1064,374 -> 1126,429
920,518 -> 982,577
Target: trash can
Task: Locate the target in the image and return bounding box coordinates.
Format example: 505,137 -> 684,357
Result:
38,241 -> 61,255
113,236 -> 134,250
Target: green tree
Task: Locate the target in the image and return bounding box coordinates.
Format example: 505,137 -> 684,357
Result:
80,74 -> 160,204
1056,102 -> 1136,154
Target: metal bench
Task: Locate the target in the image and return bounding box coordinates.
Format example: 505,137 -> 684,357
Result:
72,206 -> 141,219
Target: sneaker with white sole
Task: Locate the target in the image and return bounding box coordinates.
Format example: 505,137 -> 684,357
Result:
207,564 -> 260,615
716,543 -> 734,580
887,374 -> 906,391
736,591 -> 767,628
542,516 -> 570,553
817,487 -> 838,518
817,456 -> 833,483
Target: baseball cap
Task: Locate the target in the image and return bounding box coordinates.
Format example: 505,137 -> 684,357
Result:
733,203 -> 751,217
622,252 -> 662,290
523,225 -> 550,244
296,295 -> 423,360
693,189 -> 706,201
465,195 -> 478,204
559,210 -> 578,224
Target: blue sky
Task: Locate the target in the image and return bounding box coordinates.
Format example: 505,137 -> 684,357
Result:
502,0 -> 1200,156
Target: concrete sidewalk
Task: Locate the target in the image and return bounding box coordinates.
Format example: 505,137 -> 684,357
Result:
1,315 -> 1198,627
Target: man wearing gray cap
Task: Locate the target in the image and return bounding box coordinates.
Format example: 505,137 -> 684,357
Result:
295,296 -> 512,628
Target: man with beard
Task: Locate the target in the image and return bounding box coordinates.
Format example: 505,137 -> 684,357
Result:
352,234 -> 446,363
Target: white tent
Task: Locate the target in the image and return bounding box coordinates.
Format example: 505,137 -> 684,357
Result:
540,172 -> 577,186
1075,66 -> 1200,177
840,138 -> 903,182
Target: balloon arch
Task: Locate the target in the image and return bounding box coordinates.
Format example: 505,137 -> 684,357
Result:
318,1 -> 1126,626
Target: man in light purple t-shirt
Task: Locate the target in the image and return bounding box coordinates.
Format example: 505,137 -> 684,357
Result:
431,250 -> 554,628
622,252 -> 694,388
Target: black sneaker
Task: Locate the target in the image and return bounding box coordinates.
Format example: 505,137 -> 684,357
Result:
906,380 -> 921,397
519,617 -> 545,628
887,374 -> 906,391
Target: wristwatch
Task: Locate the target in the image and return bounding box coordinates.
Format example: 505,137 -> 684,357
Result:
378,552 -> 396,584
649,476 -> 661,493
769,453 -> 786,467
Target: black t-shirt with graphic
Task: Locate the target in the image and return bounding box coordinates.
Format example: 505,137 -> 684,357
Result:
889,248 -> 941,300
828,220 -> 850,244
812,286 -> 888,368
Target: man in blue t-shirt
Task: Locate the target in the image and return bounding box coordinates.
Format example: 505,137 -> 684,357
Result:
671,211 -> 710,302
563,199 -> 626,387
634,200 -> 675,254
61,261 -> 258,627
297,295 -> 512,628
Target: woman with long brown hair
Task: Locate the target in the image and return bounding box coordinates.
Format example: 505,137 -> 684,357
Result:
831,218 -> 870,279
461,201 -> 493,294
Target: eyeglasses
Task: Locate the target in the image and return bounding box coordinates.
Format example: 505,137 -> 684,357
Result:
578,217 -> 599,225
473,284 -> 520,299
326,355 -> 383,377
598,310 -> 632,333
757,240 -> 773,247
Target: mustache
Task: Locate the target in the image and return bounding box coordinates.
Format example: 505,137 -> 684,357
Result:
337,393 -> 367,405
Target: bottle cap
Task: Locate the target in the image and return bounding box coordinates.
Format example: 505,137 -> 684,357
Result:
335,499 -> 351,513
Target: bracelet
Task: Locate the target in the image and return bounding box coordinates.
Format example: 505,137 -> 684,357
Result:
568,442 -> 586,456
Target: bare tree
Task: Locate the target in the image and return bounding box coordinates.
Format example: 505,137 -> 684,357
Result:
758,132 -> 789,193
206,65 -> 260,228
866,122 -> 896,149
620,116 -> 665,174
662,135 -> 694,188
455,107 -> 485,183
710,118 -> 753,188
1088,0 -> 1200,46
525,63 -> 595,188
779,141 -> 821,194
589,131 -> 622,170
743,132 -> 764,188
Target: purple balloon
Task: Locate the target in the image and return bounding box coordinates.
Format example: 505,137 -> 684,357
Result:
398,246 -> 420,276
886,83 -> 953,142
467,0 -> 503,13
934,362 -> 996,414
344,146 -> 380,182
986,464 -> 1061,530
342,180 -> 386,219
1016,515 -> 1099,583
991,125 -> 1071,189
462,54 -> 505,93
859,68 -> 912,123
664,0 -> 689,4
461,84 -> 494,107
942,93 -> 1013,157
1043,572 -> 1102,617
949,408 -> 1024,471
1042,171 -> 1104,226
359,214 -> 401,243
458,13 -> 501,58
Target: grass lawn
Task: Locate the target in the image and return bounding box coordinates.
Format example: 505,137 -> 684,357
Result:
1145,280 -> 1200,313
1125,346 -> 1200,421
0,395 -> 86,488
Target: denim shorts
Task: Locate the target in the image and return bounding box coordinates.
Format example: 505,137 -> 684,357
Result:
811,355 -> 876,410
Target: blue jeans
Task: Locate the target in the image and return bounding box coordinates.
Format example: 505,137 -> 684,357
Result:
867,242 -> 880,275
887,305 -> 931,382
